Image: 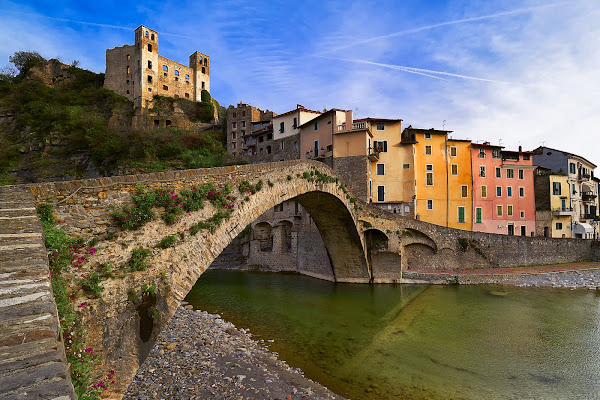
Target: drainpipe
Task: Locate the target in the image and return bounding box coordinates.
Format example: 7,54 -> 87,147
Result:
445,134 -> 449,227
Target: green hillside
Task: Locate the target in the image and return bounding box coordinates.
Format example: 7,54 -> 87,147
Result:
0,52 -> 236,185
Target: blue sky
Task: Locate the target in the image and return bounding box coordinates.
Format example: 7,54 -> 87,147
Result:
2,0 -> 600,163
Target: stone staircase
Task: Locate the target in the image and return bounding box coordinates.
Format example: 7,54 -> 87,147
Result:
0,186 -> 75,399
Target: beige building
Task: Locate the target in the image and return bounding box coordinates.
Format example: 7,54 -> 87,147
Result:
272,104 -> 321,140
104,25 -> 210,108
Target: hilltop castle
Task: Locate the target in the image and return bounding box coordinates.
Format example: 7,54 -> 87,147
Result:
104,25 -> 210,109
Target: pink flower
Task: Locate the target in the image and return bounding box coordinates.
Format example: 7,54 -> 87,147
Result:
85,347 -> 93,353
78,302 -> 87,308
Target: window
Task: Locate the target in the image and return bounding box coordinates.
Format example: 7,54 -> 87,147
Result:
496,186 -> 502,197
425,145 -> 432,155
480,166 -> 486,177
451,164 -> 458,175
267,133 -> 272,140
242,111 -> 246,117
259,136 -> 264,143
126,79 -> 130,85
426,164 -> 433,171
241,121 -> 246,128
314,140 -> 319,157
481,186 -> 487,198
475,208 -> 482,223
427,199 -> 433,210
374,141 -> 388,152
232,112 -> 236,118
151,33 -> 155,40
376,164 -> 385,175
232,122 -> 237,129
520,211 -> 525,218
201,67 -> 206,74
479,149 -> 486,158
147,88 -> 152,92
127,54 -> 131,61
184,93 -> 190,98
426,172 -> 434,186
281,142 -> 285,150
314,121 -> 318,131
458,207 -> 465,223
185,74 -> 190,80
327,144 -> 332,152
377,186 -> 385,202
145,30 -> 149,37
147,60 -> 152,69
127,65 -> 130,74
241,130 -> 246,136
174,70 -> 179,76
450,146 -> 457,157
232,131 -> 237,140
506,169 -> 514,179
519,187 -> 524,197
507,187 -> 513,197
267,146 -> 271,154
403,164 -> 410,169
461,185 -> 468,198
376,123 -> 385,130
497,205 -> 503,216
552,182 -> 561,195
279,122 -> 284,133
556,222 -> 563,230
162,85 -> 168,91
147,44 -> 152,52
507,205 -> 513,216
424,133 -> 431,139
201,82 -> 205,89
232,142 -> 236,149
163,65 -> 168,72
147,75 -> 152,83
126,90 -> 130,94
492,149 -> 501,158
570,162 -> 576,174
518,169 -> 524,180
292,117 -> 297,129
496,167 -> 501,178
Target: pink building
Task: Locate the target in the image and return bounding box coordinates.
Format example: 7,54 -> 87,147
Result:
471,143 -> 536,236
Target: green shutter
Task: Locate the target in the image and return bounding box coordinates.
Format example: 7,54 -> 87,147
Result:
476,208 -> 482,223
458,207 -> 465,223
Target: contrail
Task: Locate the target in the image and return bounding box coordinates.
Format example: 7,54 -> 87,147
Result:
324,57 -> 513,84
0,10 -> 195,38
322,3 -> 563,53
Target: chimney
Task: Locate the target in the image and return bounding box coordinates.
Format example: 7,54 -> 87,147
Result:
519,145 -> 522,152
345,110 -> 353,128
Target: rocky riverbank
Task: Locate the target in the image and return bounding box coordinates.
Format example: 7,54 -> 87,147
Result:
123,306 -> 345,400
498,269 -> 600,290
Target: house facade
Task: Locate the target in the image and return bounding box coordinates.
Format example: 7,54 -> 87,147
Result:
471,143 -> 536,236
533,146 -> 598,238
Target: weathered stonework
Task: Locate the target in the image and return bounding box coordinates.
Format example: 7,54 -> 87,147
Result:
9,159 -> 600,399
104,25 -> 210,108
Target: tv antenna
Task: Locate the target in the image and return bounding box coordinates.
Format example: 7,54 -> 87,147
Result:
442,120 -> 446,129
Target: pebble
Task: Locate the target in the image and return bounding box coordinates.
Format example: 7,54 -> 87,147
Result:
502,270 -> 600,290
123,307 -> 343,399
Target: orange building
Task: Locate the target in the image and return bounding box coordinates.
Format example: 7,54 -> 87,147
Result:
401,126 -> 472,230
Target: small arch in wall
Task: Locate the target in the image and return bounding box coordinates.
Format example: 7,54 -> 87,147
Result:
253,222 -> 273,252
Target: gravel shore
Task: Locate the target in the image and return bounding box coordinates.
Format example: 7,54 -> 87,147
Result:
123,306 -> 345,400
498,269 -> 600,290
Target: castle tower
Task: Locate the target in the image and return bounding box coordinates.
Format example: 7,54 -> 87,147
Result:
135,25 -> 159,109
189,51 -> 210,102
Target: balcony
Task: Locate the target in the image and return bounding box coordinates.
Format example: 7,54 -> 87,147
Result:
368,148 -> 380,162
578,173 -> 591,181
582,191 -> 597,202
552,207 -> 574,216
242,138 -> 256,149
336,121 -> 372,132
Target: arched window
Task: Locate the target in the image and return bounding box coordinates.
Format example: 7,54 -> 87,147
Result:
145,30 -> 149,37
150,33 -> 155,40
174,70 -> 179,76
162,65 -> 168,72
162,85 -> 168,91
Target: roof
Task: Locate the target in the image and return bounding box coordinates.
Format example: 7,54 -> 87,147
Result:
448,138 -> 471,143
297,108 -> 347,129
353,117 -> 402,123
533,146 -> 597,168
471,142 -> 504,149
402,126 -> 453,135
274,105 -> 321,119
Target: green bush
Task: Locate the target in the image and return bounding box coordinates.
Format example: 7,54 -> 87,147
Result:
156,235 -> 178,249
128,248 -> 151,272
80,272 -> 104,297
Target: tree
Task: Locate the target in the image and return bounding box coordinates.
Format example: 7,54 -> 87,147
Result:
9,51 -> 46,75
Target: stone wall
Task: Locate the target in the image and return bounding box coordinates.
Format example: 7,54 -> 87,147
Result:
333,155 -> 369,202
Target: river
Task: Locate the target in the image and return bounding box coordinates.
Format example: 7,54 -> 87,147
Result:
184,270 -> 600,400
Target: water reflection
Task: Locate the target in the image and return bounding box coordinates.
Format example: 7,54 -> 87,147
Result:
185,270 -> 600,400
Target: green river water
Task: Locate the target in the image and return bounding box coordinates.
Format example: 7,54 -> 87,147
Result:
184,270 -> 600,400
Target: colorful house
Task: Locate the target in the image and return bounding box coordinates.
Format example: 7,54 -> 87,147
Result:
534,169 -> 572,238
471,143 -> 536,236
533,146 -> 598,238
401,127 -> 472,230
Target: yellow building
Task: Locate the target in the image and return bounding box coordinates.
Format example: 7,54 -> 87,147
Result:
357,118 -> 414,215
401,126 -> 472,230
549,174 -> 572,238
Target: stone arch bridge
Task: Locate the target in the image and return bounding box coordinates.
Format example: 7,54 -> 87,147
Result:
3,160 -> 599,398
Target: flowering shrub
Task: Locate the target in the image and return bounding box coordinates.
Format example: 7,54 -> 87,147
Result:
127,248 -> 151,272
238,180 -> 263,195
113,183 -> 235,230
190,210 -> 232,235
156,235 -> 178,249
